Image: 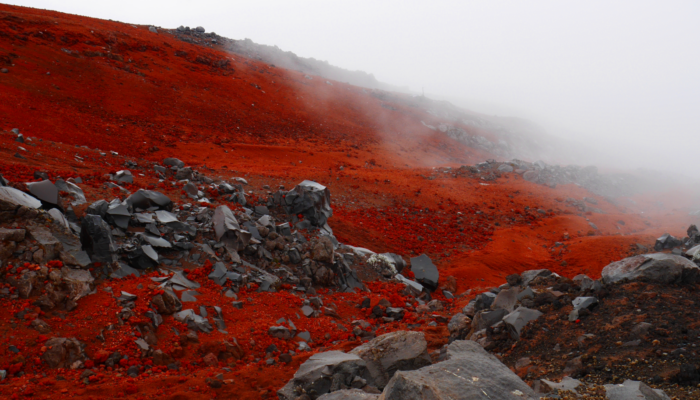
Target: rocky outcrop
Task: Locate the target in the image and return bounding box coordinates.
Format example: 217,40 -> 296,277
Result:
379,340 -> 537,399
278,351 -> 374,400
349,331 -> 431,389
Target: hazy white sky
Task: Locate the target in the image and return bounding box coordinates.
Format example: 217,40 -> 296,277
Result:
7,0 -> 700,171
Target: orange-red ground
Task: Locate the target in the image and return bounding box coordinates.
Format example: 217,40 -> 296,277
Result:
0,4 -> 698,399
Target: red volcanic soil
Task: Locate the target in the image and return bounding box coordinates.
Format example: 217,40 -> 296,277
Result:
0,4 -> 698,399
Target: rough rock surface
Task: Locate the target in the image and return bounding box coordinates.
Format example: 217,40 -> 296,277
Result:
380,340 -> 537,399
601,253 -> 700,284
278,351 -> 373,400
349,331 -> 431,389
41,338 -> 87,368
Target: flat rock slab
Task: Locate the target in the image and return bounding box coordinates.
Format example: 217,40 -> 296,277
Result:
381,340 -> 537,400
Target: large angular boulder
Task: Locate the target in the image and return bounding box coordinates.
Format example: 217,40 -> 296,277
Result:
80,215 -> 117,264
654,233 -> 682,251
349,331 -> 431,389
278,351 -> 373,400
86,199 -> 109,218
380,340 -> 537,400
604,379 -> 670,400
0,186 -> 41,222
409,254 -> 439,291
281,180 -> 333,232
601,254 -> 700,285
26,180 -> 59,206
54,179 -> 86,205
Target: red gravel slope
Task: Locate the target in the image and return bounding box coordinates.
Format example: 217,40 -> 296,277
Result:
0,4 -> 698,399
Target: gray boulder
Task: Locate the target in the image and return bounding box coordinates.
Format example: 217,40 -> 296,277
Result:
572,296 -> 598,310
601,253 -> 700,284
0,186 -> 41,222
280,180 -> 333,232
55,179 -> 86,205
278,351 -> 373,400
409,254 -> 439,291
163,158 -> 185,168
114,170 -> 133,184
80,215 -> 117,264
604,379 -> 670,400
502,307 -> 543,340
474,292 -> 496,311
380,340 -> 537,399
349,331 -> 431,389
126,189 -> 172,211
26,180 -> 59,205
472,308 -> 508,331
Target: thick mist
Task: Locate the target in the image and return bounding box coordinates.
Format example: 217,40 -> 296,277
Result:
9,0 -> 700,174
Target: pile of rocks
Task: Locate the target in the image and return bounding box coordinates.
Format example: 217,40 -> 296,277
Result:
278,330 -> 539,400
438,250 -> 700,398
0,157 -> 423,322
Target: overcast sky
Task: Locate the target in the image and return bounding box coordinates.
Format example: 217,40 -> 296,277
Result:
8,0 -> 700,172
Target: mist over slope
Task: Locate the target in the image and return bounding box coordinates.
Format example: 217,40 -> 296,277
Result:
1,4 -> 700,400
